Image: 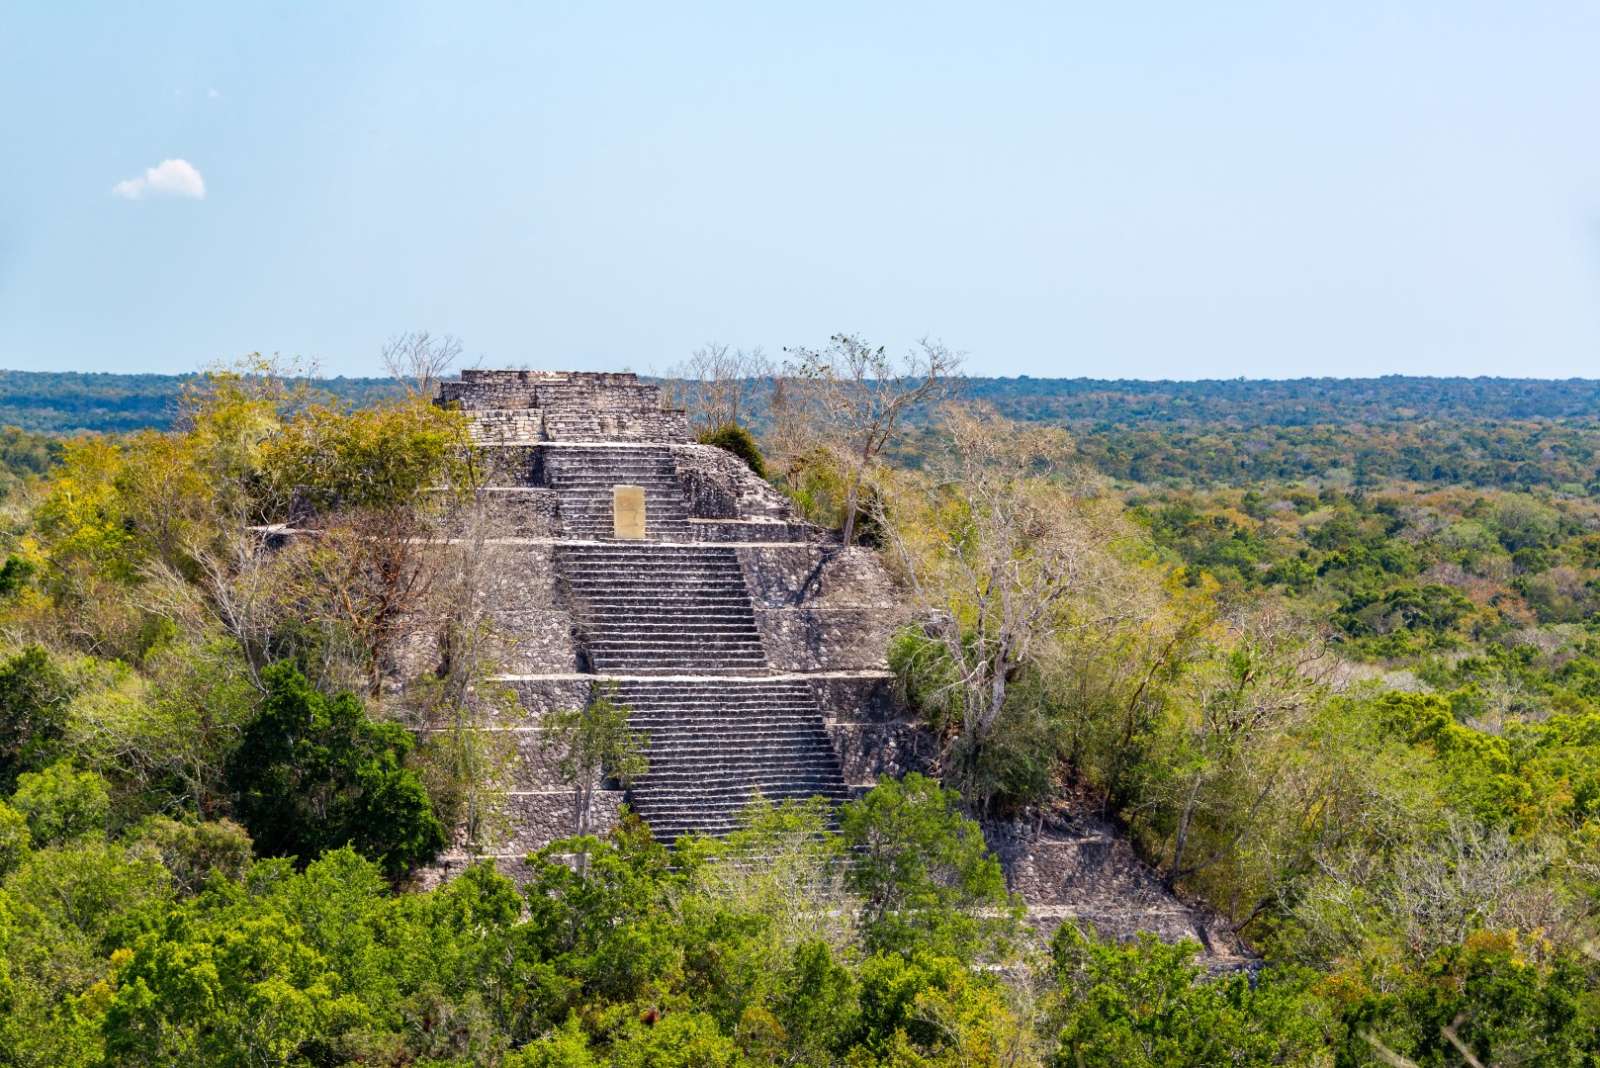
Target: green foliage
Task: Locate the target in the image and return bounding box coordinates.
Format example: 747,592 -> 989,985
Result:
697,421 -> 768,479
8,361 -> 1600,1063
0,799 -> 29,876
259,399 -> 469,515
130,815 -> 253,896
890,629 -> 1064,812
12,762 -> 110,846
0,646 -> 74,792
1332,931 -> 1600,1066
0,369 -> 403,434
227,663 -> 445,877
0,556 -> 36,598
540,686 -> 649,840
68,639 -> 259,821
1047,925 -> 1325,1066
840,774 -> 1020,961
1337,582 -> 1474,637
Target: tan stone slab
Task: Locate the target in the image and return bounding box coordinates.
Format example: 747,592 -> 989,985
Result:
613,484 -> 646,540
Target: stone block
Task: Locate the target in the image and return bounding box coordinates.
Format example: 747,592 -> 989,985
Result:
613,484 -> 646,540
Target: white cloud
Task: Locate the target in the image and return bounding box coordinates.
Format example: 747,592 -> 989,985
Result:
111,159 -> 206,201
208,87 -> 220,99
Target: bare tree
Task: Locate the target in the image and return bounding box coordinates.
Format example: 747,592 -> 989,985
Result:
388,468 -> 524,859
666,342 -> 775,432
291,504 -> 450,700
1156,606 -> 1330,892
540,684 -> 648,872
879,404 -> 1125,808
782,334 -> 960,546
383,331 -> 463,401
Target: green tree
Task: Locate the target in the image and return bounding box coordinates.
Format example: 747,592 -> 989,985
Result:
0,646 -> 73,792
1046,925 -> 1325,1067
0,799 -> 29,877
840,774 -> 1019,962
258,398 -> 468,517
11,762 -> 110,846
226,663 -> 445,877
540,685 -> 648,843
1336,931 -> 1600,1067
781,334 -> 959,546
697,422 -> 768,479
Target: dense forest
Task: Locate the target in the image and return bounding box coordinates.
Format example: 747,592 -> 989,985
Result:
0,346 -> 1597,1065
5,366 -> 1599,492
8,367 -> 1600,432
0,370 -> 403,434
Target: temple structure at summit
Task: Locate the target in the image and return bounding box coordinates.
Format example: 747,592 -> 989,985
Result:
422,370 -> 913,879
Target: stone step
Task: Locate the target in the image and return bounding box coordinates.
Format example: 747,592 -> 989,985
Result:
642,732 -> 837,748
588,635 -> 764,646
633,724 -> 831,738
585,619 -> 760,629
634,787 -> 850,808
626,704 -> 821,714
565,573 -> 747,584
627,709 -> 825,716
550,530 -> 847,839
559,546 -> 737,556
579,603 -> 756,614
593,653 -> 769,664
594,659 -> 770,670
639,764 -> 844,782
639,769 -> 843,786
568,588 -> 752,599
569,587 -> 750,596
559,550 -> 740,560
642,745 -> 838,761
592,645 -> 767,655
587,618 -> 756,629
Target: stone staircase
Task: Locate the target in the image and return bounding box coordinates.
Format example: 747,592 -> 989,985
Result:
614,677 -> 852,839
541,446 -> 691,540
557,539 -> 854,841
557,544 -> 768,673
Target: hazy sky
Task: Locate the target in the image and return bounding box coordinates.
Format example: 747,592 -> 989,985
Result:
3,2 -> 1599,379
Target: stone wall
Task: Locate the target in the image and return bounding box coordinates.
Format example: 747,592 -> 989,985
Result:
416,789 -> 626,890
467,409 -> 544,444
671,443 -> 794,520
479,545 -> 580,674
478,488 -> 560,538
440,371 -> 691,444
738,545 -> 902,673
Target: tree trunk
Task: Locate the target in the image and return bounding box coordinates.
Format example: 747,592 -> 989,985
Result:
840,477 -> 860,547
1165,774 -> 1203,891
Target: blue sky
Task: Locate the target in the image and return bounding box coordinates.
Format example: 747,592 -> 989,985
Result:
3,2 -> 1598,379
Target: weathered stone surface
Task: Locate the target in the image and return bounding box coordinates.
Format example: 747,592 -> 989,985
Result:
806,673 -> 899,722
826,721 -> 930,785
466,409 -> 544,444
671,443 -> 794,520
688,518 -> 821,543
750,609 -> 889,673
485,790 -> 625,853
477,487 -> 560,537
987,805 -> 1248,961
738,545 -> 899,609
417,726 -> 573,791
501,677 -> 597,721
